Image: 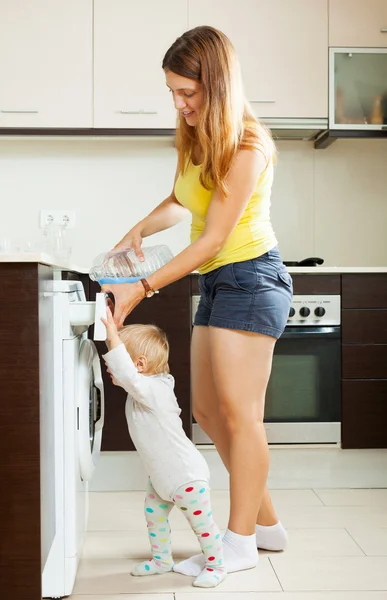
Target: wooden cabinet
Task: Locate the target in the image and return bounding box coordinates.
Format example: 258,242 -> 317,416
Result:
341,274 -> 387,449
188,0 -> 328,119
342,309 -> 387,344
342,380 -> 387,448
93,0 -> 187,129
343,345 -> 387,379
330,47 -> 387,130
0,0 -> 332,131
329,0 -> 387,47
90,277 -> 192,450
0,262 -> 55,600
0,0 -> 92,128
342,274 -> 387,308
291,274 -> 341,295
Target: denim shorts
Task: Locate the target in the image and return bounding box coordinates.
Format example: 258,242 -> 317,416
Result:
194,247 -> 293,339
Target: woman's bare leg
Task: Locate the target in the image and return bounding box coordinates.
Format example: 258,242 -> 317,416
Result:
209,327 -> 275,535
191,327 -> 278,526
174,326 -> 286,576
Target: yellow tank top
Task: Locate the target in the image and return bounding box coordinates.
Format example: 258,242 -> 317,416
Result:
174,160 -> 278,274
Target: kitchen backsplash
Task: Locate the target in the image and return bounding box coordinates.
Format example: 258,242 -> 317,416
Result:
0,137 -> 386,267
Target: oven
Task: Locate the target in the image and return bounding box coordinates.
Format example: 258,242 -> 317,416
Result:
191,294 -> 341,445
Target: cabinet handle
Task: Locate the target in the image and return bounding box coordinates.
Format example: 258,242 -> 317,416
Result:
381,28 -> 387,32
1,109 -> 38,114
120,109 -> 158,115
249,100 -> 276,104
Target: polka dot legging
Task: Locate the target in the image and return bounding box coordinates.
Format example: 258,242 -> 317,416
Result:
143,478 -> 224,573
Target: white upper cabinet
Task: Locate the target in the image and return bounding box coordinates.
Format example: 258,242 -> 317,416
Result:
329,0 -> 387,47
93,0 -> 188,128
188,0 -> 328,119
0,0 -> 92,128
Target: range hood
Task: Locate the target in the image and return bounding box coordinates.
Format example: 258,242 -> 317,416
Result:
261,117 -> 387,147
261,118 -> 328,141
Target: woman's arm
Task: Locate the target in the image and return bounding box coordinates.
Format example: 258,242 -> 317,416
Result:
105,149 -> 266,327
147,149 -> 266,287
113,166 -> 188,253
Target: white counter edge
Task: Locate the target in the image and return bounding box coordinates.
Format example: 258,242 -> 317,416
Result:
1,254 -> 386,275
0,253 -> 88,273
286,266 -> 387,274
192,267 -> 387,274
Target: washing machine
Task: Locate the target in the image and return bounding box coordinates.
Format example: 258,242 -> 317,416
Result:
42,280 -> 105,598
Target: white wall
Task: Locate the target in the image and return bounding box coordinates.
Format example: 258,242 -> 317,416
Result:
1,136 -> 387,267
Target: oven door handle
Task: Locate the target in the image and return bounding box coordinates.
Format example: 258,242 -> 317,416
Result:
282,326 -> 341,339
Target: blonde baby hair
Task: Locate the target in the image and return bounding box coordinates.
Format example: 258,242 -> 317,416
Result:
119,324 -> 170,375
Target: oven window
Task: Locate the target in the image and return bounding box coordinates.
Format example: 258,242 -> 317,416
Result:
265,332 -> 341,423
266,355 -> 319,420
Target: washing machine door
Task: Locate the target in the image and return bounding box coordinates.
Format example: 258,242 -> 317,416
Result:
78,339 -> 105,482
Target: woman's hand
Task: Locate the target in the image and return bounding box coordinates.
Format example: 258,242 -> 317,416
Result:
101,281 -> 145,328
112,226 -> 144,261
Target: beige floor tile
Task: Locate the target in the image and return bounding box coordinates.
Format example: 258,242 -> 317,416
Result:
269,489 -> 324,506
88,489 -> 322,512
82,527 -> 364,562
279,505 -> 387,529
270,556 -> 387,591
83,529 -> 218,561
260,528 -> 364,558
315,489 -> 387,507
87,489 -> 328,532
87,491 -> 230,532
89,491 -> 146,510
87,507 -> 146,531
176,593 -> 387,599
73,557 -> 281,594
346,527 -> 387,556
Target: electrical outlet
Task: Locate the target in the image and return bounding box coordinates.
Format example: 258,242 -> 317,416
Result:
40,210 -> 76,229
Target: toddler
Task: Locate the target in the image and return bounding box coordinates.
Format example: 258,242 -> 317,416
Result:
101,307 -> 226,588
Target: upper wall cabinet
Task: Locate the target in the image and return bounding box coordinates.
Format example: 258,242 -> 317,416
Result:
329,0 -> 387,47
94,0 -> 187,129
0,0 -> 92,128
188,0 -> 328,120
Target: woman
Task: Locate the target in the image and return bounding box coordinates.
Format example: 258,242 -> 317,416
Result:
103,26 -> 292,574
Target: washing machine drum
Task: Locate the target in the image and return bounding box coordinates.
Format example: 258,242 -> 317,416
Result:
77,339 -> 105,482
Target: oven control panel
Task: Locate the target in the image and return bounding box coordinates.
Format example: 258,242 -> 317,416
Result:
288,295 -> 341,326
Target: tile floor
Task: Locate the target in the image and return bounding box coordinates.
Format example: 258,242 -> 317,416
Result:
70,488 -> 387,600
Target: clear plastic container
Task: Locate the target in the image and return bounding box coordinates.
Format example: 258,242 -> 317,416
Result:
89,245 -> 174,285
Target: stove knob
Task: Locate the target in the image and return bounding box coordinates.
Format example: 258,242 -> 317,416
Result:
289,307 -> 295,318
315,306 -> 326,317
299,306 -> 310,318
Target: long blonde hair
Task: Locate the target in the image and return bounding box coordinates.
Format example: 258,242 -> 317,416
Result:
162,26 -> 276,196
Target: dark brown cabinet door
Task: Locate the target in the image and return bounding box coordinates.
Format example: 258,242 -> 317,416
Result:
0,263 -> 52,600
342,380 -> 387,449
90,278 -> 192,450
342,309 -> 387,344
342,275 -> 387,309
341,275 -> 387,448
292,274 -> 341,295
342,345 -> 387,379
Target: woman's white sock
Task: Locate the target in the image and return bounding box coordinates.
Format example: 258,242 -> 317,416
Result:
174,528 -> 258,576
222,528 -> 259,572
255,521 -> 288,551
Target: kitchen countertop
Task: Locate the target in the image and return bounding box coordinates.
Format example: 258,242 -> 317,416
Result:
193,266 -> 387,274
1,254 -> 386,275
0,253 -> 88,273
286,266 -> 387,274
